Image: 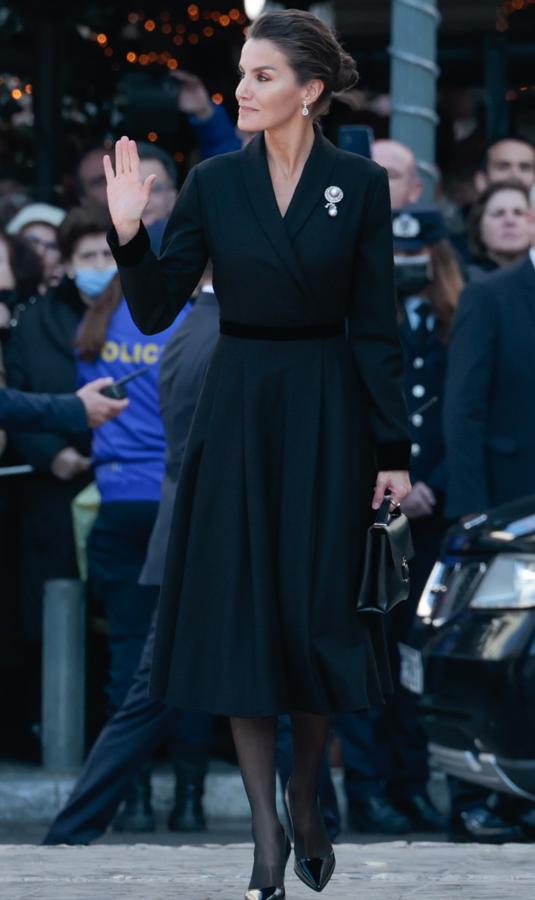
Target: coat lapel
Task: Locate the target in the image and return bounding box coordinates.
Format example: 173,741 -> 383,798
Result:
239,126 -> 338,302
283,127 -> 338,240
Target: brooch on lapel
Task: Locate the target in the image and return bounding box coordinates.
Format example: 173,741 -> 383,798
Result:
324,185 -> 344,217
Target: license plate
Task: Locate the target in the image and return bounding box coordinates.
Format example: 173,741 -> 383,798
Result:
399,642 -> 424,695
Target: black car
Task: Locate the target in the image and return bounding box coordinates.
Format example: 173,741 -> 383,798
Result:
400,494 -> 535,801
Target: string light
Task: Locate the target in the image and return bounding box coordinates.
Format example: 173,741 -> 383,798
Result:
211,92 -> 223,104
90,6 -> 249,77
147,131 -> 158,141
11,88 -> 23,100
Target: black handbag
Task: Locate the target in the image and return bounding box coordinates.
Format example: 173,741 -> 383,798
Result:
356,494 -> 414,614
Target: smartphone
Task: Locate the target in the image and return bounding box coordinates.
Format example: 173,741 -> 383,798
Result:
100,366 -> 151,399
337,125 -> 374,159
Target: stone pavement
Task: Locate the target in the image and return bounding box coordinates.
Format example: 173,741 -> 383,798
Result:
2,840 -> 535,900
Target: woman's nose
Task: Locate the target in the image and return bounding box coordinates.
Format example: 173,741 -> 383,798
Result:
236,78 -> 251,101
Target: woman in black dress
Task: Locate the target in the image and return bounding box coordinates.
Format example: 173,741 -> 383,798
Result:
105,10 -> 411,898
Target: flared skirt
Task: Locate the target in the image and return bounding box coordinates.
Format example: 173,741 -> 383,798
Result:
150,333 -> 392,716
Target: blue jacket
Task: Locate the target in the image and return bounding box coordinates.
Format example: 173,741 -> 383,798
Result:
77,300 -> 191,503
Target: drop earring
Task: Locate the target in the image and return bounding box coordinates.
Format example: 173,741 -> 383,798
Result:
302,99 -> 309,117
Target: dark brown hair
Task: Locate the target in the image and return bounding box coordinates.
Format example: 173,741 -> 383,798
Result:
57,204 -> 111,261
248,9 -> 359,118
0,229 -> 42,296
468,180 -> 530,262
427,239 -> 465,341
75,276 -> 122,361
58,205 -> 120,361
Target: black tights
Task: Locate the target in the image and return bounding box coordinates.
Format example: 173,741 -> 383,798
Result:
230,713 -> 332,889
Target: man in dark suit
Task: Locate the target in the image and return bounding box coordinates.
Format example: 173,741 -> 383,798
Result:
0,379 -> 126,432
444,248 -> 535,519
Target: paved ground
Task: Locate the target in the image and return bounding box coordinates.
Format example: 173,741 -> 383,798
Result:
2,840 -> 535,900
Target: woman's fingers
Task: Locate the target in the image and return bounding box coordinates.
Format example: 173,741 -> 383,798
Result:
103,154 -> 114,183
121,136 -> 131,173
128,139 -> 140,180
143,173 -> 157,201
115,136 -> 132,176
115,138 -> 124,176
372,471 -> 412,510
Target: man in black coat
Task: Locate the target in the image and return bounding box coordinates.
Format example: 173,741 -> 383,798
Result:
444,249 -> 535,519
0,380 -> 127,432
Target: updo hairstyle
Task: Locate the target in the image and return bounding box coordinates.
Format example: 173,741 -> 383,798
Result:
247,9 -> 359,119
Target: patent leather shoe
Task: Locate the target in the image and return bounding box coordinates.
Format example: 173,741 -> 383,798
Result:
245,889 -> 285,900
244,833 -> 291,900
284,783 -> 335,892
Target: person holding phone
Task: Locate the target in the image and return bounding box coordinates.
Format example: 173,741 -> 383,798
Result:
105,10 -> 410,897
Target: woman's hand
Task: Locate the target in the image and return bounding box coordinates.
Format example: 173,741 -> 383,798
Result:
372,470 -> 412,510
103,136 -> 157,245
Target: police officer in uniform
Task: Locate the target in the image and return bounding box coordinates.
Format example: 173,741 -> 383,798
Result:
334,209 -> 454,834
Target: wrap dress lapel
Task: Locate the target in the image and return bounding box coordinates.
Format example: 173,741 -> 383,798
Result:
239,126 -> 338,305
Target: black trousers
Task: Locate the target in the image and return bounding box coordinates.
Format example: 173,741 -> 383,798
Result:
43,607 -> 213,845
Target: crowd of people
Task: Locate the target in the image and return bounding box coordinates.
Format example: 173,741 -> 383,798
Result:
1,60 -> 535,846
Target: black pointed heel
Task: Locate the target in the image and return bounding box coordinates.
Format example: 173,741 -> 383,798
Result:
244,834 -> 291,900
284,783 -> 336,893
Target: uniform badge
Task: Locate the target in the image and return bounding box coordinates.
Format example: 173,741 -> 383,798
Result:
392,212 -> 421,238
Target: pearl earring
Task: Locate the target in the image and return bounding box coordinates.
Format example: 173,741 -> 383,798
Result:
302,99 -> 309,117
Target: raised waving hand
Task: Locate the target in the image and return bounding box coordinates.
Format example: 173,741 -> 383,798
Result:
103,136 -> 157,245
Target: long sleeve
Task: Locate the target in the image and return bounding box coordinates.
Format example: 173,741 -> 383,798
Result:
108,166 -> 209,335
188,104 -> 241,159
443,282 -> 497,518
4,323 -> 72,469
0,389 -> 87,433
349,167 -> 411,470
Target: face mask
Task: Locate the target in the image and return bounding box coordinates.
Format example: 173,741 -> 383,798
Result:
394,254 -> 432,299
74,266 -> 117,299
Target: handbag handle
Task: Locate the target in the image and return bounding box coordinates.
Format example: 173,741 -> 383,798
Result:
374,491 -> 401,528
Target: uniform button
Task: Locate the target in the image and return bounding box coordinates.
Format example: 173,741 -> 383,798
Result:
411,443 -> 421,456
413,357 -> 424,369
412,413 -> 423,427
412,384 -> 425,398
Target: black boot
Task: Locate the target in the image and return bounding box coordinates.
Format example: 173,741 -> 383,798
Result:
168,756 -> 208,832
348,792 -> 411,834
113,767 -> 156,833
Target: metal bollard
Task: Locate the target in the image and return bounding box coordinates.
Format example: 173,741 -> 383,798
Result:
42,579 -> 86,771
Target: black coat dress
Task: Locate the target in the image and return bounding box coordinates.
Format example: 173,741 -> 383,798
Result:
110,126 -> 411,716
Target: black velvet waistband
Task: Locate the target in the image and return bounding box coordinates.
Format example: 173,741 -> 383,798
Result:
220,321 -> 345,341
